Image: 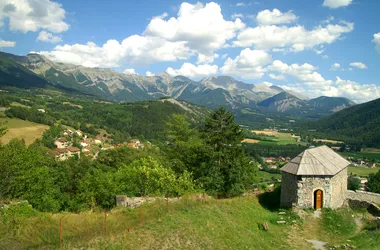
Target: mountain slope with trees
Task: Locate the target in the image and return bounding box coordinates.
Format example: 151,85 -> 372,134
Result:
301,97 -> 380,147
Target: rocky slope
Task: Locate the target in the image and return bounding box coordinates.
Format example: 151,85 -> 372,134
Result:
0,52 -> 355,117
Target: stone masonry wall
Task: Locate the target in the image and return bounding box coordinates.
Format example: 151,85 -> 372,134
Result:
280,172 -> 298,207
330,168 -> 348,209
347,190 -> 380,204
297,176 -> 332,208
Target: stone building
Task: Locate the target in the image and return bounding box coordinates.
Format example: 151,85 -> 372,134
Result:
280,145 -> 350,209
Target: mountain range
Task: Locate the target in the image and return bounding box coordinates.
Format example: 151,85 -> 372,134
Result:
0,51 -> 355,119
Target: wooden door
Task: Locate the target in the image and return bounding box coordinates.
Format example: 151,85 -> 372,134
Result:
315,190 -> 323,209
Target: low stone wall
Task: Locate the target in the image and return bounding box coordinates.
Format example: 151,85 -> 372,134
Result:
115,196 -> 181,208
347,190 -> 380,204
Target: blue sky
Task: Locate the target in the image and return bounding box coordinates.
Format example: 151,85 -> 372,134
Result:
0,0 -> 379,103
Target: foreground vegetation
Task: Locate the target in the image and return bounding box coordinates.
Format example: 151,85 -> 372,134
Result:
2,194 -> 380,249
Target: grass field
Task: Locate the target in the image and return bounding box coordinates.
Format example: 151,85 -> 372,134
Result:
1,194 -> 378,249
341,152 -> 380,161
0,118 -> 49,145
248,130 -> 306,146
348,167 -> 379,177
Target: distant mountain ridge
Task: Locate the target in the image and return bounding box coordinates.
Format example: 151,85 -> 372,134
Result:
0,51 -> 355,118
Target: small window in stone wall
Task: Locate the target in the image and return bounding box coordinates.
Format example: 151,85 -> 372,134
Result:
297,175 -> 302,181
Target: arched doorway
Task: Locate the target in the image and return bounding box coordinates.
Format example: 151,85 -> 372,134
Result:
314,189 -> 323,209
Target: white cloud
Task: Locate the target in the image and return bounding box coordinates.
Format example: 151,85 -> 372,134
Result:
349,62 -> 367,69
0,40 -> 15,48
256,9 -> 298,25
269,73 -> 286,80
0,0 -> 69,33
37,36 -> 193,67
123,68 -> 138,75
269,60 -> 328,85
220,48 -> 272,79
166,63 -> 218,78
323,0 -> 352,9
145,2 -> 245,63
37,30 -> 62,43
146,71 -> 154,76
372,33 -> 380,53
330,63 -> 340,71
234,21 -> 354,52
335,77 -> 380,103
231,13 -> 244,19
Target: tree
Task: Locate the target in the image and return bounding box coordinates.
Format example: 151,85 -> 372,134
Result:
347,175 -> 361,191
367,170 -> 380,193
200,106 -> 256,197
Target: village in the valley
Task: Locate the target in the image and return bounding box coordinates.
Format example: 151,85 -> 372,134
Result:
50,128 -> 146,161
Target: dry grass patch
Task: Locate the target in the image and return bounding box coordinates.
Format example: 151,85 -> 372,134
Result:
241,138 -> 259,144
0,118 -> 49,145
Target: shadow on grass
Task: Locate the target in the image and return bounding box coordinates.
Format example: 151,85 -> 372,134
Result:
258,186 -> 281,211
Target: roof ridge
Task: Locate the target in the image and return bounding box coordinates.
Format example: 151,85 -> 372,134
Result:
302,149 -> 334,175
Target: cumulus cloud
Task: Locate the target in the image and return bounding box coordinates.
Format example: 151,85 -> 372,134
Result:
37,30 -> 62,43
268,60 -> 333,93
145,2 -> 245,63
123,68 -> 138,75
330,63 -> 340,71
323,0 -> 352,9
166,63 -> 218,78
220,48 -> 272,79
146,71 -> 154,76
372,33 -> 380,53
0,0 -> 69,33
37,36 -> 193,67
334,77 -> 380,103
349,62 -> 367,69
0,40 -> 15,48
256,9 -> 298,25
233,21 -> 354,52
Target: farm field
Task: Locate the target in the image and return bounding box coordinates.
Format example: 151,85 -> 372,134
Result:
348,167 -> 379,177
248,130 -> 306,146
340,152 -> 380,161
0,118 -> 49,145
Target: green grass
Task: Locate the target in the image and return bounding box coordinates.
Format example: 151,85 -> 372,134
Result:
1,195 -> 378,249
0,196 -> 293,249
321,208 -> 357,238
254,170 -> 281,182
254,131 -> 306,146
0,117 -> 49,145
349,167 -> 379,177
340,152 -> 380,161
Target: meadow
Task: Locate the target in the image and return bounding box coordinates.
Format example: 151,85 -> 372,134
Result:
341,152 -> 380,161
0,117 -> 49,145
246,130 -> 306,146
348,167 -> 379,177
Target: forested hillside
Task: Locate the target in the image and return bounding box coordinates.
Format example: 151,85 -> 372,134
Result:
0,88 -> 208,142
300,97 -> 380,148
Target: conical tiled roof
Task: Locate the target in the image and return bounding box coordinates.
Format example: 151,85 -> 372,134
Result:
281,145 -> 350,176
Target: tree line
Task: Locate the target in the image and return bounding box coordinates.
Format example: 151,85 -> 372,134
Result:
0,107 -> 257,212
